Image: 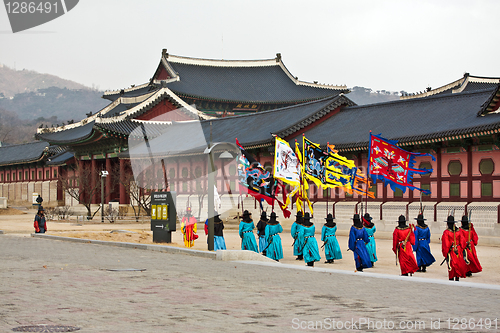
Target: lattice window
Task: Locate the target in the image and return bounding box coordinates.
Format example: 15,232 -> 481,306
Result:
448,160 -> 462,176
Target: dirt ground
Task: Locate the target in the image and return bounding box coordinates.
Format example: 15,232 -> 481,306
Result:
2,210 -> 500,285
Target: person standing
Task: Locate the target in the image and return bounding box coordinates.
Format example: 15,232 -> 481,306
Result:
412,213 -> 435,272
393,215 -> 418,276
34,207 -> 47,233
441,215 -> 468,281
363,212 -> 377,267
239,210 -> 258,252
458,215 -> 482,277
256,212 -> 268,253
181,207 -> 198,248
264,212 -> 283,261
348,213 -> 372,272
35,195 -> 43,210
302,213 -> 321,267
321,213 -> 342,263
291,211 -> 304,260
213,213 -> 226,251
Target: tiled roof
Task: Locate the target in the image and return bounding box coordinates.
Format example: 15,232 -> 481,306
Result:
36,121 -> 95,144
164,56 -> 348,103
102,83 -> 155,102
46,151 -> 74,166
0,141 -> 49,166
301,88 -> 500,151
123,95 -> 355,159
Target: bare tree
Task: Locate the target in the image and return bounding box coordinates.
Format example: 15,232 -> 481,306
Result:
58,162 -> 102,219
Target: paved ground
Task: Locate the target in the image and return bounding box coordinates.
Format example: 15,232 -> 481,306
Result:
1,235 -> 500,333
2,211 -> 500,332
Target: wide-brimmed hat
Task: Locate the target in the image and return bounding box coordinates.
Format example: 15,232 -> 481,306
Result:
324,213 -> 335,226
260,211 -> 269,222
214,212 -> 222,223
445,216 -> 455,223
302,212 -> 313,226
268,212 -> 279,224
363,213 -> 372,221
296,211 -> 303,218
398,215 -> 407,223
243,210 -> 252,217
460,215 -> 469,223
414,214 -> 426,222
352,213 -> 361,222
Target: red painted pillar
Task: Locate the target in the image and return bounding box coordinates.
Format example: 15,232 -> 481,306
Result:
91,157 -> 97,204
119,159 -> 126,204
105,156 -> 111,203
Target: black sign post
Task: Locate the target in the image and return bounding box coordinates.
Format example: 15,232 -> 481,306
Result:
150,191 -> 176,243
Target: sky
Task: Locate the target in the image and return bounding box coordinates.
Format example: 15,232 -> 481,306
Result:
1,0 -> 499,94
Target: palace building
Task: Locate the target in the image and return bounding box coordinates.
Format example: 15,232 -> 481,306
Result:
0,50 -> 499,225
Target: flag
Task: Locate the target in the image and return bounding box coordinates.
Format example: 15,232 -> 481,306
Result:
368,133 -> 435,194
295,140 -> 313,215
273,136 -> 300,185
236,138 -> 291,217
273,136 -> 300,211
303,136 -> 375,198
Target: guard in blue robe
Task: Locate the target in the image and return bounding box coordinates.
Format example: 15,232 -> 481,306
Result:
321,213 -> 342,263
256,211 -> 268,253
239,210 -> 258,252
302,213 -> 321,266
264,212 -> 283,261
213,213 -> 226,251
412,213 -> 435,272
348,214 -> 372,271
363,213 -> 378,265
291,211 -> 304,260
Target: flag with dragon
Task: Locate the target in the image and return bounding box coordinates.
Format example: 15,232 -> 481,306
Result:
368,132 -> 435,194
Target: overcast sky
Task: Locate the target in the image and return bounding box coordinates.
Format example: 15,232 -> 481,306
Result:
1,0 -> 499,94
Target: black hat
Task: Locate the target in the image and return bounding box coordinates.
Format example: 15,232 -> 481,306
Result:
324,213 -> 335,226
445,215 -> 455,223
461,215 -> 469,223
214,212 -> 222,223
268,212 -> 279,225
363,213 -> 372,221
38,206 -> 45,212
296,211 -> 303,218
398,215 -> 407,223
243,210 -> 252,217
414,214 -> 426,222
260,211 -> 269,222
302,212 -> 313,226
352,213 -> 361,222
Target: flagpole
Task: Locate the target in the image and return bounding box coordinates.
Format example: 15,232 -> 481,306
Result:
302,134 -> 306,214
366,130 -> 372,216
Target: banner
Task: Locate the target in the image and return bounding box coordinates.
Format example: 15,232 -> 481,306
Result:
368,133 -> 435,194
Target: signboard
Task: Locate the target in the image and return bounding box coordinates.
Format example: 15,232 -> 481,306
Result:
32,193 -> 39,204
150,191 -> 176,232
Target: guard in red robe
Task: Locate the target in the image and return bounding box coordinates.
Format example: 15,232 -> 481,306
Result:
441,215 -> 467,281
458,215 -> 482,276
181,207 -> 198,247
392,215 -> 418,276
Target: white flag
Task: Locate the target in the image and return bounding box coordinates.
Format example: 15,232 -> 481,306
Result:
273,137 -> 300,186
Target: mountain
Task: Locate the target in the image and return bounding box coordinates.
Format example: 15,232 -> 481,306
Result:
0,64 -> 91,98
347,86 -> 401,105
0,64 -> 110,121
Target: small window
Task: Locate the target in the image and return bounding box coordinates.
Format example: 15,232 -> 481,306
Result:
419,162 -> 432,177
53,169 -> 57,178
394,188 -> 403,197
46,170 -> 50,179
420,184 -> 430,196
448,161 -> 462,176
7,173 -> 10,181
13,173 -> 16,181
479,159 -> 494,175
31,171 -> 34,179
230,180 -> 236,191
195,166 -> 202,178
19,172 -> 22,180
182,182 -> 188,192
25,171 -> 28,180
481,182 -> 493,196
323,187 -> 330,198
450,183 -> 460,197
182,167 -> 188,178
38,171 -> 42,179
1,173 -> 3,182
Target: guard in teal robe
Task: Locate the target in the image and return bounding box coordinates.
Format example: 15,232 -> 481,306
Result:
348,214 -> 372,271
321,213 -> 342,263
256,211 -> 268,253
264,212 -> 283,261
239,210 -> 258,253
291,211 -> 304,260
302,213 -> 321,266
363,213 -> 378,265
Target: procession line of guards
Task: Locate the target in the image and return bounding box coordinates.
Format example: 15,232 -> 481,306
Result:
180,207 -> 482,281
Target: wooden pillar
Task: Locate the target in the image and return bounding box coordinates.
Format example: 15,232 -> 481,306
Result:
78,159 -> 84,204
467,145 -> 473,202
91,157 -> 97,204
119,158 -> 126,204
105,156 -> 111,203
